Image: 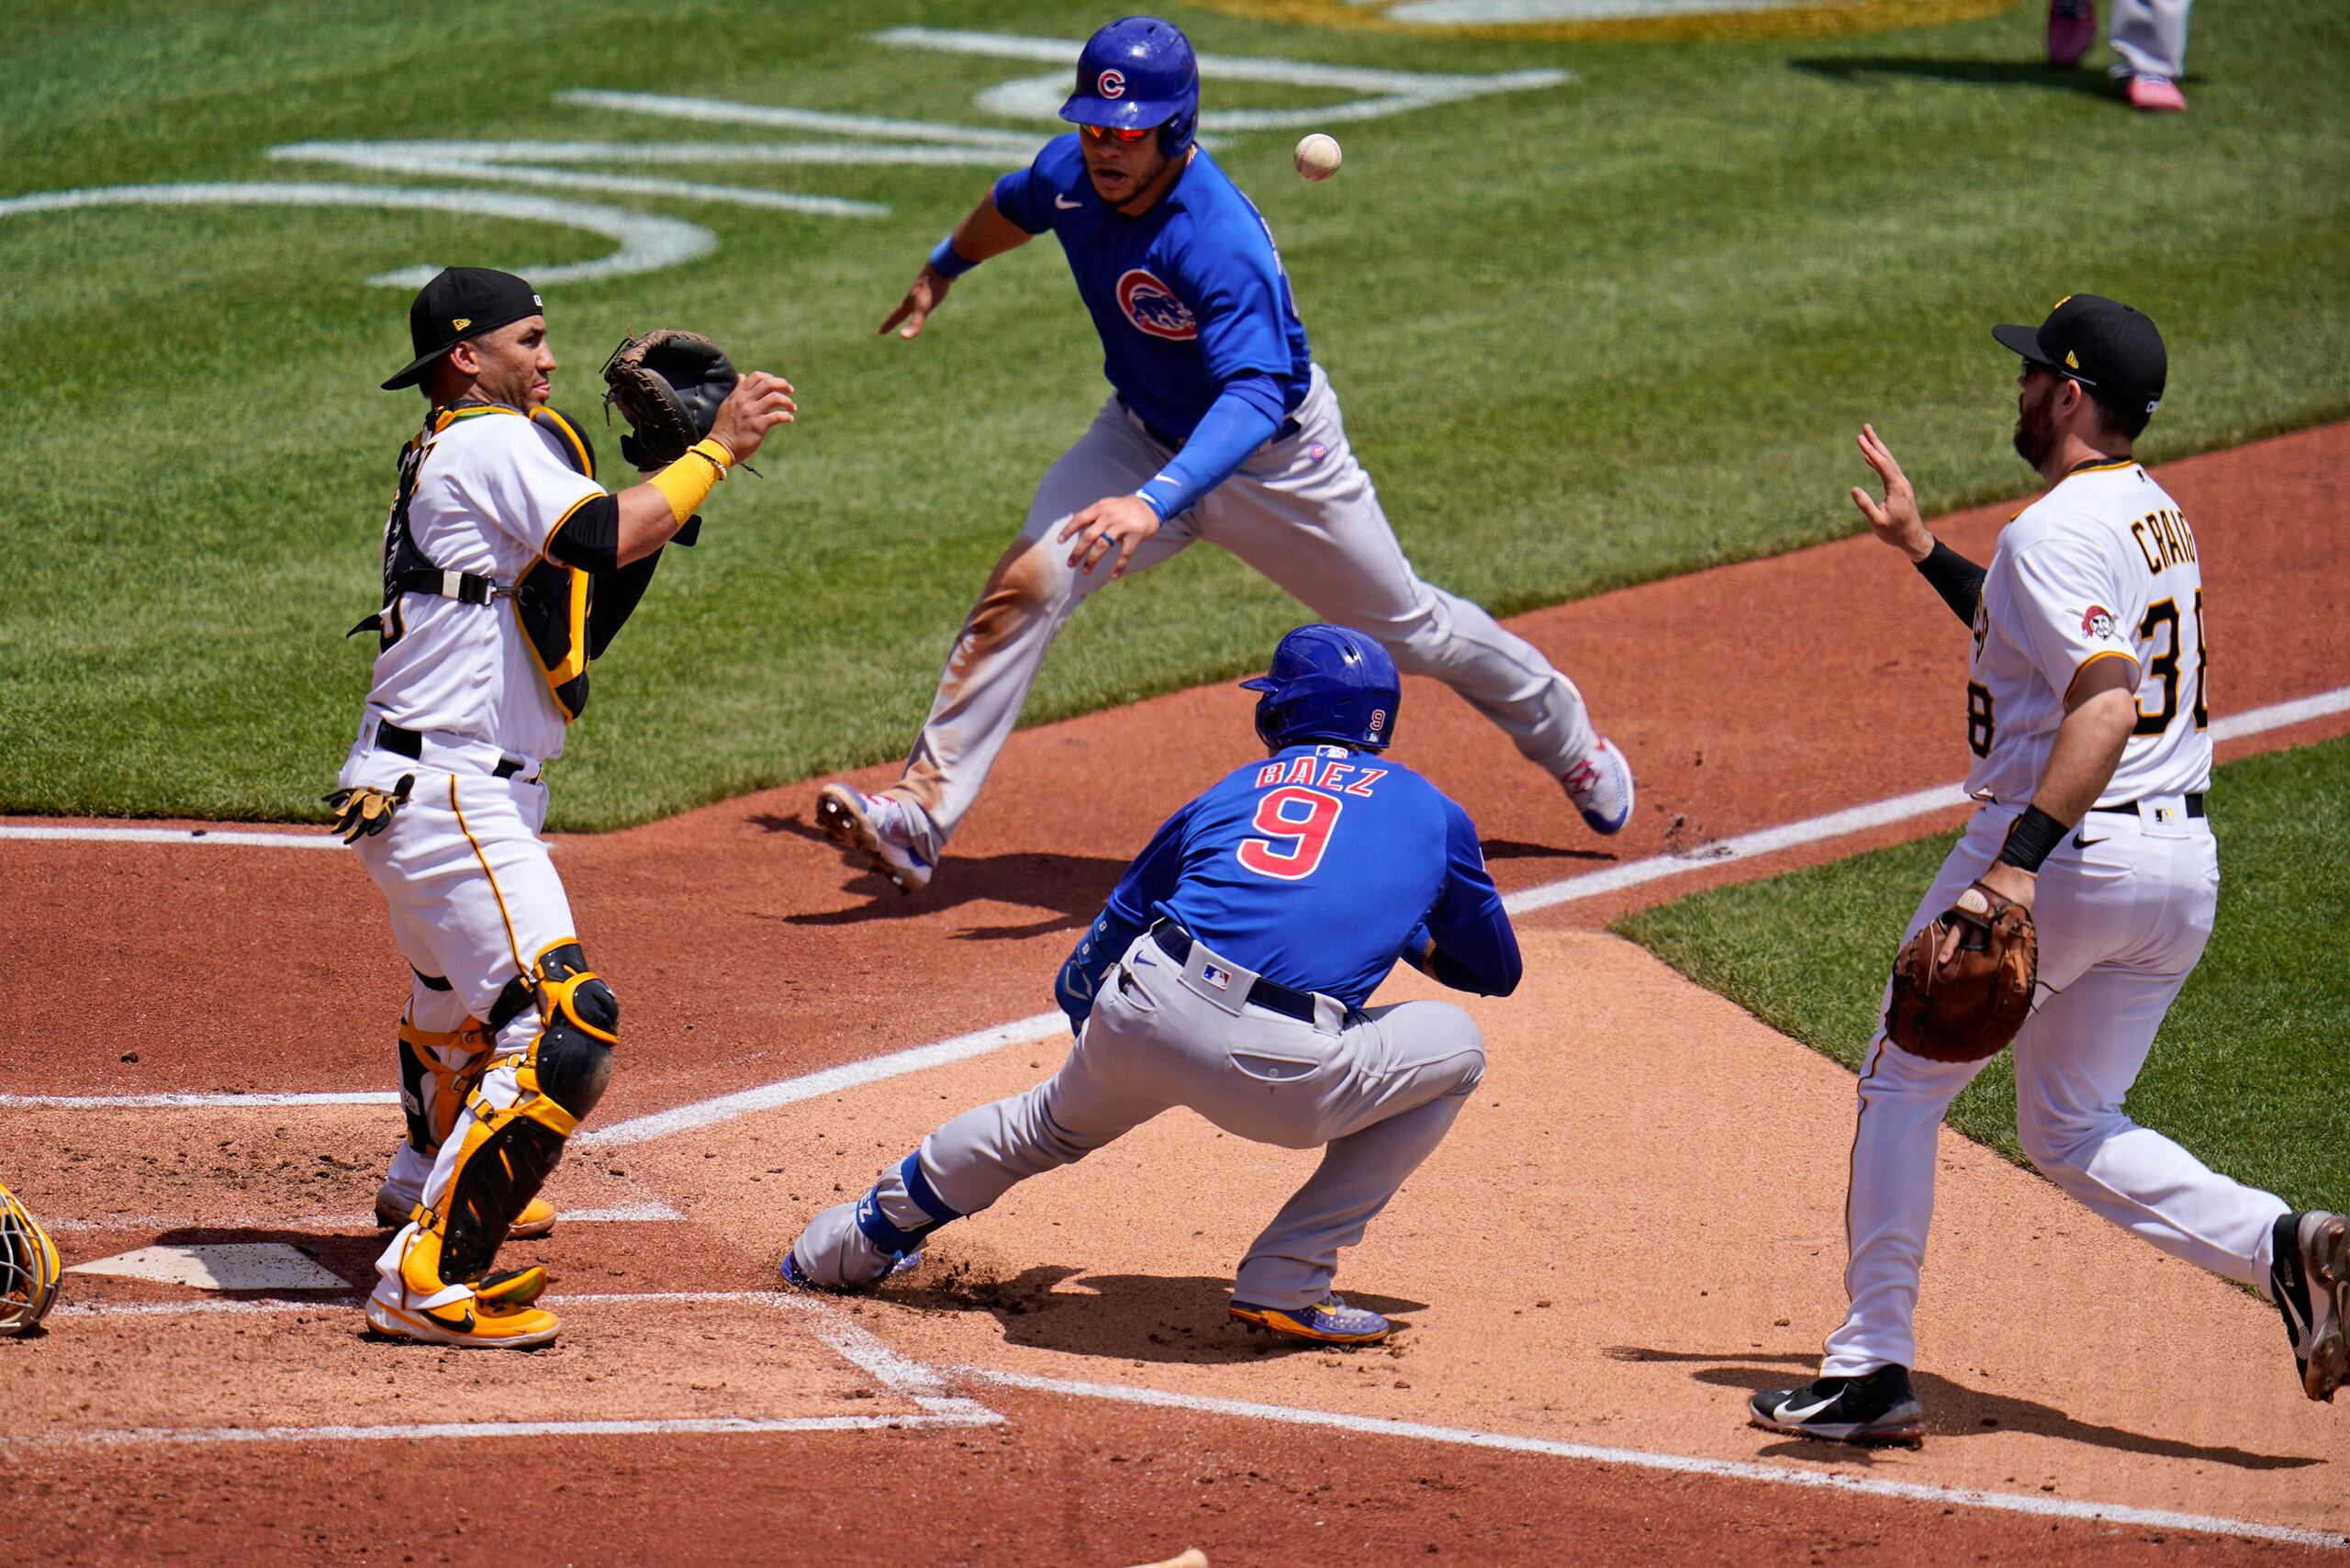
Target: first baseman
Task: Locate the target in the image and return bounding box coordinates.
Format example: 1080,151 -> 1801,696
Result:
341,266 -> 792,1348
814,15 -> 1631,895
787,624 -> 1520,1345
1751,295 -> 2347,1441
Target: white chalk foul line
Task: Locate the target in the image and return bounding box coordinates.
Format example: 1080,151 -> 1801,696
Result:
0,823 -> 337,848
955,1367 -> 2349,1551
8,683 -> 2345,1132
1504,682 -> 2350,916
0,1090 -> 395,1110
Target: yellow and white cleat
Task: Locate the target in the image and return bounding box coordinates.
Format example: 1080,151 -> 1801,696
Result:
365,1266 -> 557,1350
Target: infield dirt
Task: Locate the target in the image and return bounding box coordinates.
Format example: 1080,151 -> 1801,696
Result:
5,425 -> 2348,1561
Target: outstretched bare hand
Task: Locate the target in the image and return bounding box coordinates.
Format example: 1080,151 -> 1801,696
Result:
1851,423 -> 1933,563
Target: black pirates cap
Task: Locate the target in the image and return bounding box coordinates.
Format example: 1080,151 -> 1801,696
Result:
381,267 -> 544,391
1992,293 -> 2166,416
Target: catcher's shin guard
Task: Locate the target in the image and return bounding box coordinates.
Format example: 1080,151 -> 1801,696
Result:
0,1179 -> 62,1336
396,1005 -> 491,1157
402,942 -> 616,1296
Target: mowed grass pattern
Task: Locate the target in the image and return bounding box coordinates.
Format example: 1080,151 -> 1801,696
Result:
3,0 -> 2345,825
1617,737 -> 2350,1210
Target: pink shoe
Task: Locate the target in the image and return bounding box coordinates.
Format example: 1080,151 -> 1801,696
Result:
2127,73 -> 2187,112
2045,0 -> 2096,67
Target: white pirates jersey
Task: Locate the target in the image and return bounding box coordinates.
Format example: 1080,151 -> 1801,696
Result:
364,405 -> 605,761
1963,459 -> 2211,807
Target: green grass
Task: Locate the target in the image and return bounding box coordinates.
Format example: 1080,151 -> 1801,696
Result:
1617,736 -> 2350,1209
3,0 -> 2346,826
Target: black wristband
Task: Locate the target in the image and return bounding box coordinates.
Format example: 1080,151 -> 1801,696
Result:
1914,538 -> 1987,627
1997,805 -> 2070,872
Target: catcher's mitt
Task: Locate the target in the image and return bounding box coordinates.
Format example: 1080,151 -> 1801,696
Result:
600,329 -> 739,469
1884,880 -> 2038,1062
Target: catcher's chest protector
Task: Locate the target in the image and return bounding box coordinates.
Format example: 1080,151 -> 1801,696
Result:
351,404 -> 599,722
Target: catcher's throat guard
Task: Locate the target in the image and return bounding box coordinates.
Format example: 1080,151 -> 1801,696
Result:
1885,880 -> 2039,1063
0,1179 -> 62,1335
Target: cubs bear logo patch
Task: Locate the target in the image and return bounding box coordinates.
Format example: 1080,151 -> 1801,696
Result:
1115,268 -> 1197,341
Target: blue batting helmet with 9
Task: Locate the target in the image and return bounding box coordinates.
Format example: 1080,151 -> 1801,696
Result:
1240,625 -> 1401,753
1059,16 -> 1200,160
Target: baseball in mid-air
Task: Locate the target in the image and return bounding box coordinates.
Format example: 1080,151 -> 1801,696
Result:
1293,133 -> 1343,182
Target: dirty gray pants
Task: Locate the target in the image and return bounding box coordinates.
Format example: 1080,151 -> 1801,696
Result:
881,362 -> 1596,858
2111,0 -> 2191,78
792,929 -> 1485,1309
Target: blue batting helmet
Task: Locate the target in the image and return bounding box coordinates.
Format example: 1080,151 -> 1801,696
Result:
1059,16 -> 1200,160
1240,625 -> 1401,753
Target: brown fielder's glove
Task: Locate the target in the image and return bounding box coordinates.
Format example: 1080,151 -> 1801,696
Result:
600,330 -> 739,470
1884,880 -> 2039,1062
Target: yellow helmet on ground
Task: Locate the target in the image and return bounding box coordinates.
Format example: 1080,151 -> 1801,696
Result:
0,1180 -> 62,1335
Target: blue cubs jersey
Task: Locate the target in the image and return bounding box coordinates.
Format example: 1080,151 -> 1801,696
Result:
992,135 -> 1315,445
1068,744 -> 1517,1014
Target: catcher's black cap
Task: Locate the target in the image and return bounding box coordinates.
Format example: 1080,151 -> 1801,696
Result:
1991,293 -> 2165,417
381,267 -> 544,391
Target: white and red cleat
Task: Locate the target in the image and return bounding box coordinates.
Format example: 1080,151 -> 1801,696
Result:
1561,737 -> 1635,835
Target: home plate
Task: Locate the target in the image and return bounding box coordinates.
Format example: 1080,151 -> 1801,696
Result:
66,1243 -> 352,1291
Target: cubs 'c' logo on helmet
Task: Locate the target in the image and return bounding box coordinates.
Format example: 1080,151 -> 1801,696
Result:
1116,269 -> 1197,341
1097,68 -> 1126,98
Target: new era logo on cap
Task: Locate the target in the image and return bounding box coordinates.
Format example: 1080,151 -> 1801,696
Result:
1991,293 -> 2167,415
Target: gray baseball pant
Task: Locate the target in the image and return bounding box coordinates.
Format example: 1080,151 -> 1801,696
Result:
790,927 -> 1486,1309
885,363 -> 1597,857
2111,0 -> 2190,78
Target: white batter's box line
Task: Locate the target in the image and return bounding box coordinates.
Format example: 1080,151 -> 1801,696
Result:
952,1366 -> 2349,1551
40,1199 -> 686,1234
5,1412 -> 1003,1451
0,1091 -> 397,1114
50,1286 -> 778,1319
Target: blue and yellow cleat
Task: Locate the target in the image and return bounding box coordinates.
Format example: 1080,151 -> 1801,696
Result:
1228,1294 -> 1391,1345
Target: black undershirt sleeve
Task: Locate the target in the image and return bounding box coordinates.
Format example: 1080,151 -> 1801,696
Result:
1914,538 -> 1986,627
587,550 -> 661,658
544,494 -> 621,575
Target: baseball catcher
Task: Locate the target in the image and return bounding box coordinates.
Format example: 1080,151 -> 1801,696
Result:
344,268 -> 791,1350
1,1179 -> 62,1336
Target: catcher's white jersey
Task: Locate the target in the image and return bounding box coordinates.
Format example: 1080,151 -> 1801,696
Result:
364,405 -> 603,763
1964,459 -> 2211,807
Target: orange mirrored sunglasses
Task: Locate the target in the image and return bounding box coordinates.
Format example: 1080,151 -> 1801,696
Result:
1080,123 -> 1155,142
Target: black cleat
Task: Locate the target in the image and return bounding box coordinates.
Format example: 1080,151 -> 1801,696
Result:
2271,1211 -> 2350,1402
1750,1364 -> 1927,1445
